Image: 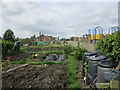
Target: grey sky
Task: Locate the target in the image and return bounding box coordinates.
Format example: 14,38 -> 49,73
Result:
0,1 -> 118,38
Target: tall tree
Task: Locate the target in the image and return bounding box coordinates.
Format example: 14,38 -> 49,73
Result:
3,29 -> 15,42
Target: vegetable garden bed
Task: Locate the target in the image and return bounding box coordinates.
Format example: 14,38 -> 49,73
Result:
2,64 -> 67,88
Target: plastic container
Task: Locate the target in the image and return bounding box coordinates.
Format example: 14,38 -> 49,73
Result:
82,52 -> 97,78
103,70 -> 120,82
88,55 -> 106,84
97,60 -> 117,83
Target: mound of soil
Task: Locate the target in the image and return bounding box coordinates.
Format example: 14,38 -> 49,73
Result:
2,64 -> 67,88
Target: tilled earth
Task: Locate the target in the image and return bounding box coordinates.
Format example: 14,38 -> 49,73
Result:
27,53 -> 49,62
8,53 -> 32,61
9,53 -> 48,62
2,52 -> 31,61
2,64 -> 67,88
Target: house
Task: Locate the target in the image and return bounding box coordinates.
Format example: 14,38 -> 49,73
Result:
47,35 -> 55,41
36,32 -> 55,43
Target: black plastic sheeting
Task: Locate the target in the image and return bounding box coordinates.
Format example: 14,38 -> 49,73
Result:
40,54 -> 66,61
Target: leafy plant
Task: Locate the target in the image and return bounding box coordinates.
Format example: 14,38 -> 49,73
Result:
74,47 -> 87,60
96,31 -> 120,62
64,45 -> 75,55
64,45 -> 87,60
1,40 -> 14,59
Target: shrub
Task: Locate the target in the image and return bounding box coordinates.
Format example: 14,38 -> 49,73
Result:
96,31 -> 120,62
74,47 -> 87,60
1,40 -> 14,59
64,45 -> 87,60
64,45 -> 75,55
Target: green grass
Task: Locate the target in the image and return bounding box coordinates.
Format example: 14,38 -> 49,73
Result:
69,82 -> 82,88
29,61 -> 67,65
66,55 -> 81,88
11,61 -> 27,64
21,44 -> 64,50
25,50 -> 64,54
10,60 -> 68,65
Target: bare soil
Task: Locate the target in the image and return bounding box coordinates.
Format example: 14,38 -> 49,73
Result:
9,52 -> 32,61
27,53 -> 49,62
2,64 -> 67,88
7,53 -> 48,62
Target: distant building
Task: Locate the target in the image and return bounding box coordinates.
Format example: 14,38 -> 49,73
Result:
72,37 -> 84,42
47,35 -> 55,41
36,32 -> 55,43
55,37 -> 59,41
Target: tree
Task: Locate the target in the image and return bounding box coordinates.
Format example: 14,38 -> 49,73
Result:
30,35 -> 36,45
60,38 -> 66,41
20,35 -> 36,45
2,40 -> 14,59
70,36 -> 75,41
3,29 -> 15,42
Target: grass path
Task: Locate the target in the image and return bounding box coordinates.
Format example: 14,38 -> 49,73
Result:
66,55 -> 81,88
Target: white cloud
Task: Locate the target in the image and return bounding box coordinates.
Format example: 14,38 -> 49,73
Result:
0,2 -> 118,38
2,0 -> 120,2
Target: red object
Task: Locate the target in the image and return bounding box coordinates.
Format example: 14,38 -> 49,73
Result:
88,39 -> 90,44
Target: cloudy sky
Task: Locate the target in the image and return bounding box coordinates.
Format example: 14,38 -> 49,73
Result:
0,0 -> 119,38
